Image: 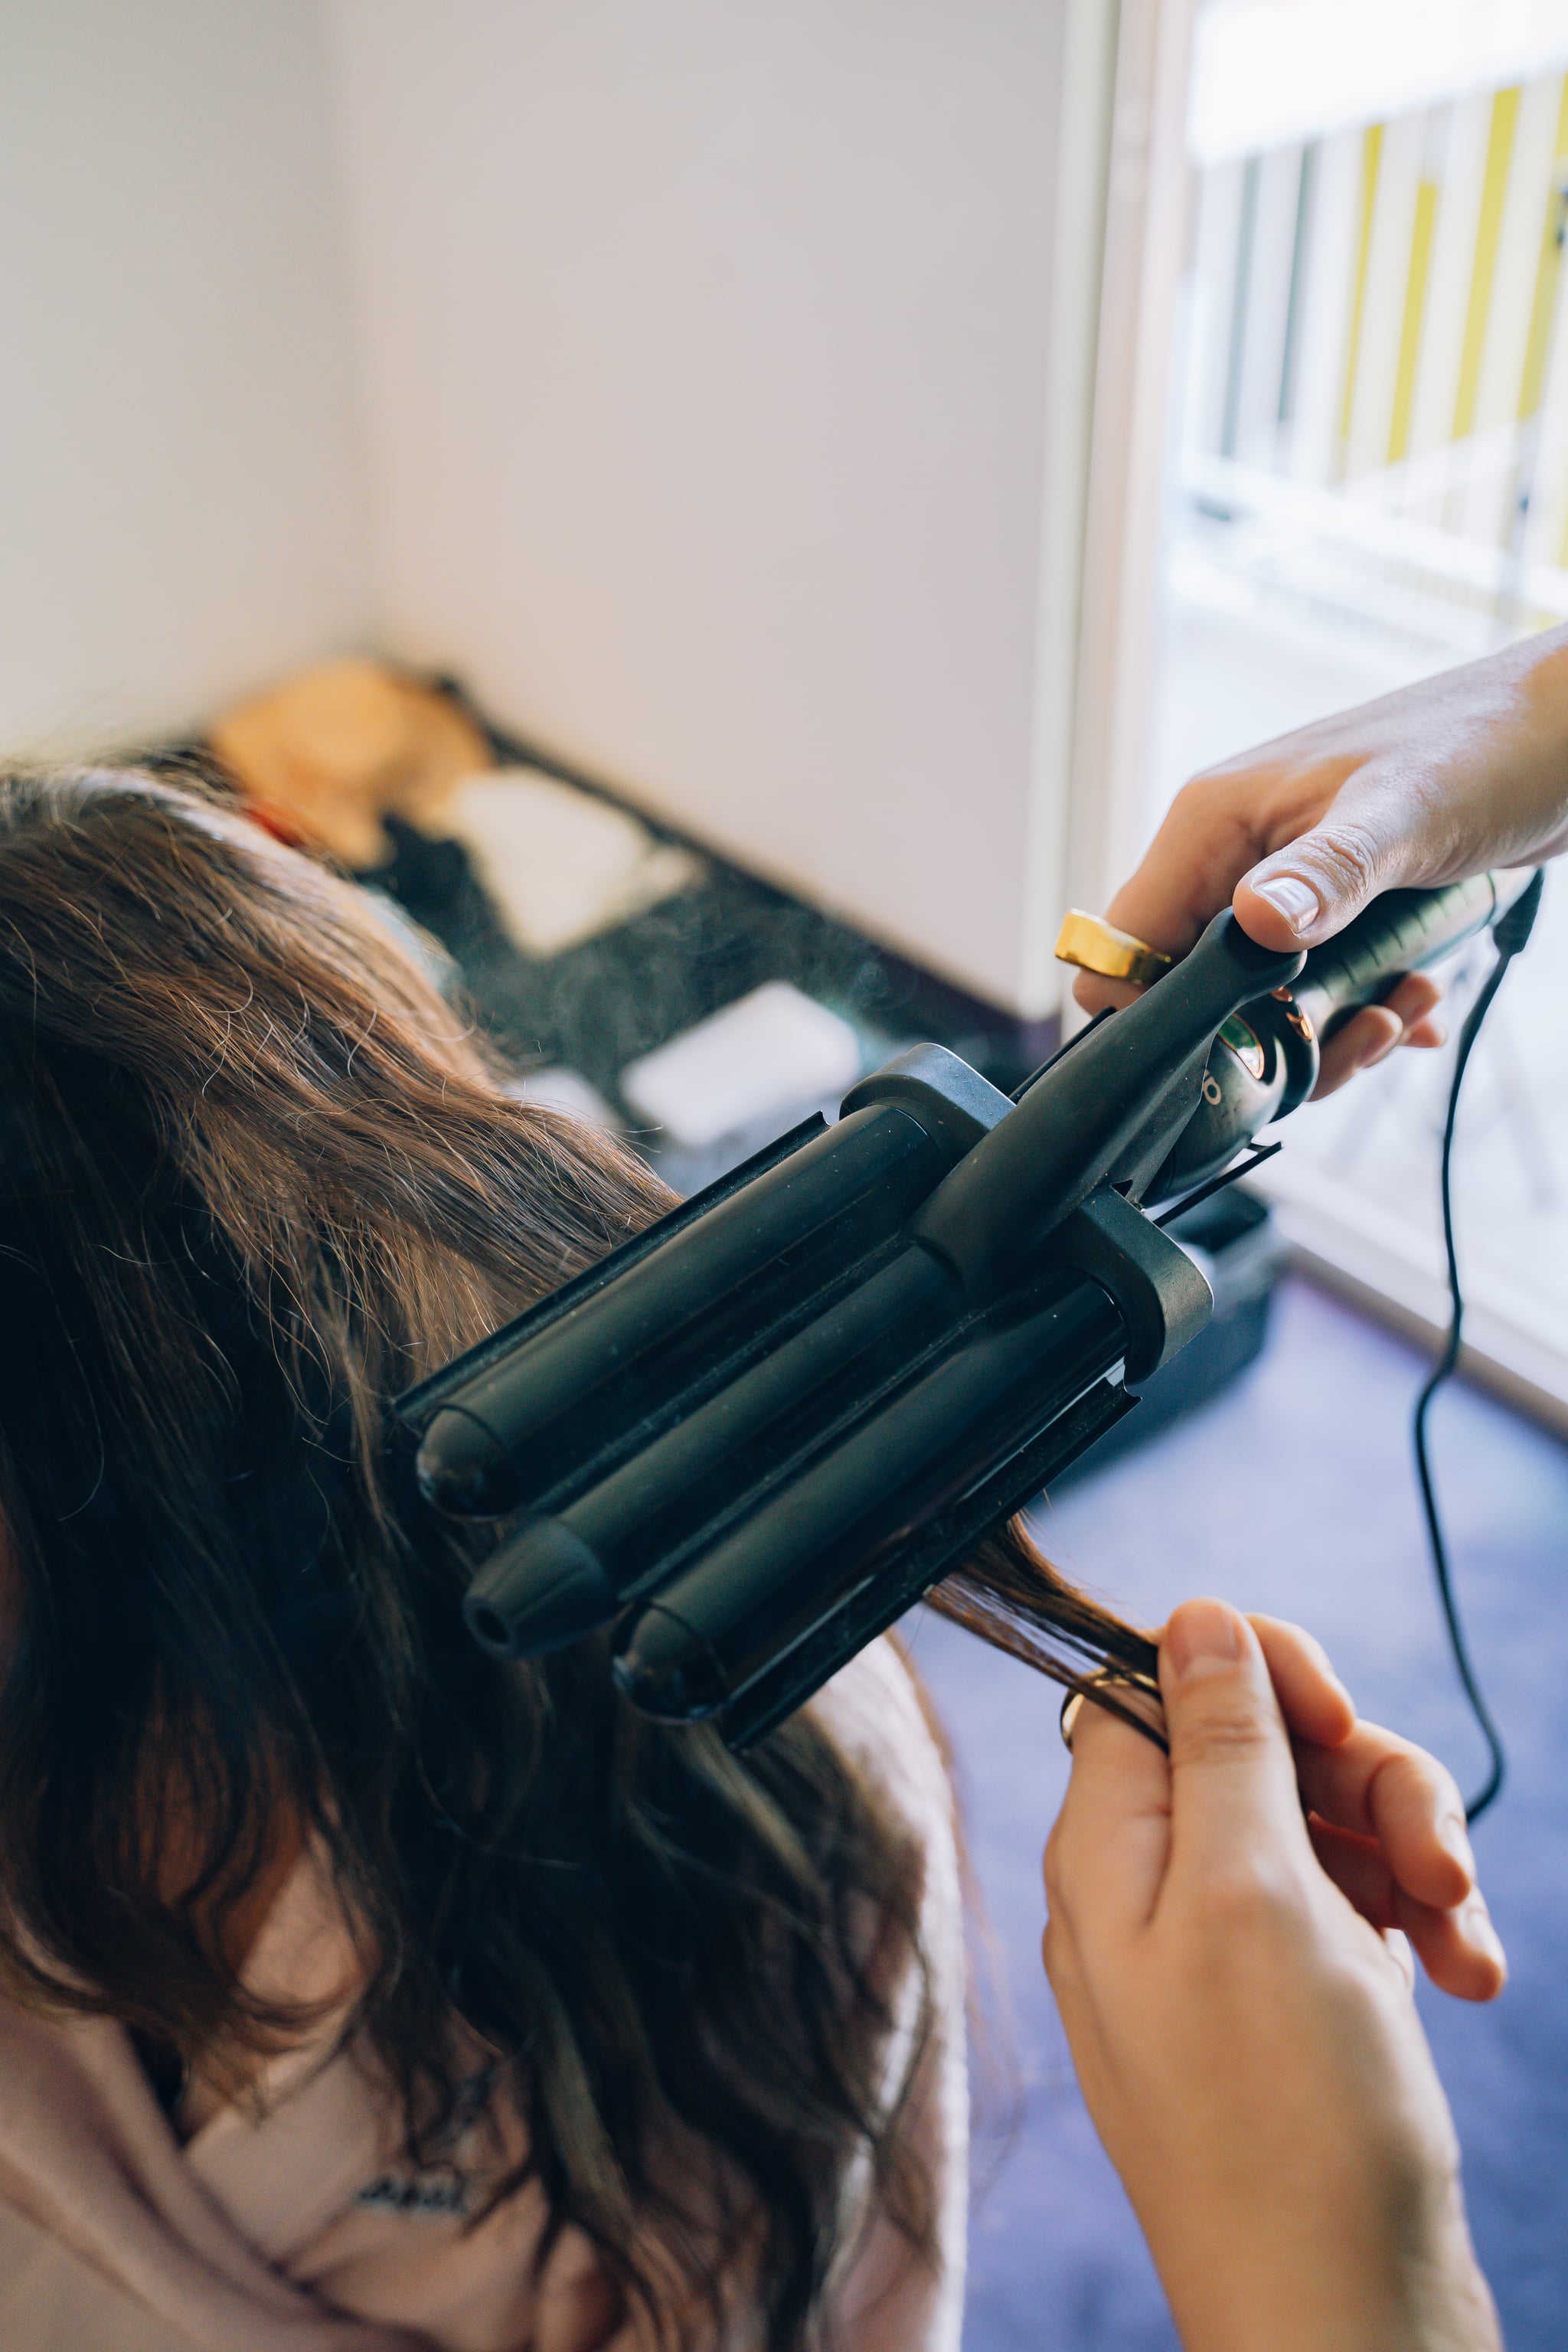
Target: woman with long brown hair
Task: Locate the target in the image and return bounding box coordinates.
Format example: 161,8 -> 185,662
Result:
0,763 -> 1143,2352
0,757 -> 1509,2352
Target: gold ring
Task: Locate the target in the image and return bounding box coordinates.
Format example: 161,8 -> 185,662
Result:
1060,1669 -> 1168,1754
1054,910 -> 1174,990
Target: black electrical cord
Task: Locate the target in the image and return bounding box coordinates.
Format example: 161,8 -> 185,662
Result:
1414,867 -> 1546,1823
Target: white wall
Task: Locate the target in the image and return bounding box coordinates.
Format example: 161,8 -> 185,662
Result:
328,0 -> 1083,1011
0,1 -> 371,759
0,2 -> 1119,1011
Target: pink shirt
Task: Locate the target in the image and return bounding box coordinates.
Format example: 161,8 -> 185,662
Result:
0,1641 -> 966,2351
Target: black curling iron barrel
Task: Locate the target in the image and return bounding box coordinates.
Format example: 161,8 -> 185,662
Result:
396,870 -> 1524,1749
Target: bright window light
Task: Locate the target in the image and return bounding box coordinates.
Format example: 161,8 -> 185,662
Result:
1191,0 -> 1568,162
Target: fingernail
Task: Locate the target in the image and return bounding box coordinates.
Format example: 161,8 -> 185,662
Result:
1462,1893 -> 1507,1973
1165,1599 -> 1243,1682
1436,1813 -> 1475,1880
1253,875 -> 1322,934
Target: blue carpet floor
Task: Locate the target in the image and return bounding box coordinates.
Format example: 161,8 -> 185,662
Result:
904,1274 -> 1568,2350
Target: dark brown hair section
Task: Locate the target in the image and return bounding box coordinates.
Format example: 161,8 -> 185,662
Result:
0,766 -> 1151,2346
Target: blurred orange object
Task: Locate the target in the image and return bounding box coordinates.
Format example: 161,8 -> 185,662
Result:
209,658 -> 494,868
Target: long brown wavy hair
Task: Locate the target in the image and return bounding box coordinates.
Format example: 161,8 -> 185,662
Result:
0,766 -> 1153,2347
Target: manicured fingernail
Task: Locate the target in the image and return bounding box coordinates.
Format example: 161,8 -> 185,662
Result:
1253,875 -> 1322,934
1165,1599 -> 1243,1681
1436,1813 -> 1475,1880
1462,1893 -> 1506,1972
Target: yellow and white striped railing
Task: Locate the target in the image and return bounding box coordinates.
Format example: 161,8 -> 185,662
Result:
1180,57 -> 1568,642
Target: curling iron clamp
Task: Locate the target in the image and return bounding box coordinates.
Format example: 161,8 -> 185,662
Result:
396,873 -> 1531,1751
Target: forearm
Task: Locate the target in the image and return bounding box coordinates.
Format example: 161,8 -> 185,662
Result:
1146,2174 -> 1500,2352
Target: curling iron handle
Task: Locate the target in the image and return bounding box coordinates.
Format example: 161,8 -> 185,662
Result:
1291,874 -> 1499,1032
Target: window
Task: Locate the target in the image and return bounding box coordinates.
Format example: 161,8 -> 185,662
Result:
1147,1 -> 1568,1419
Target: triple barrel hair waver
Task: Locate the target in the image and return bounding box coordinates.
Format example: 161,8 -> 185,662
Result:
397,874 -> 1534,1750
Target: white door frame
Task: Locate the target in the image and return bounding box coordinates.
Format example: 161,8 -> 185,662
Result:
1023,0 -> 1199,1017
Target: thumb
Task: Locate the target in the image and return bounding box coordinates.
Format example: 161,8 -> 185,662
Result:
1158,1599 -> 1315,1890
1233,795 -> 1407,950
